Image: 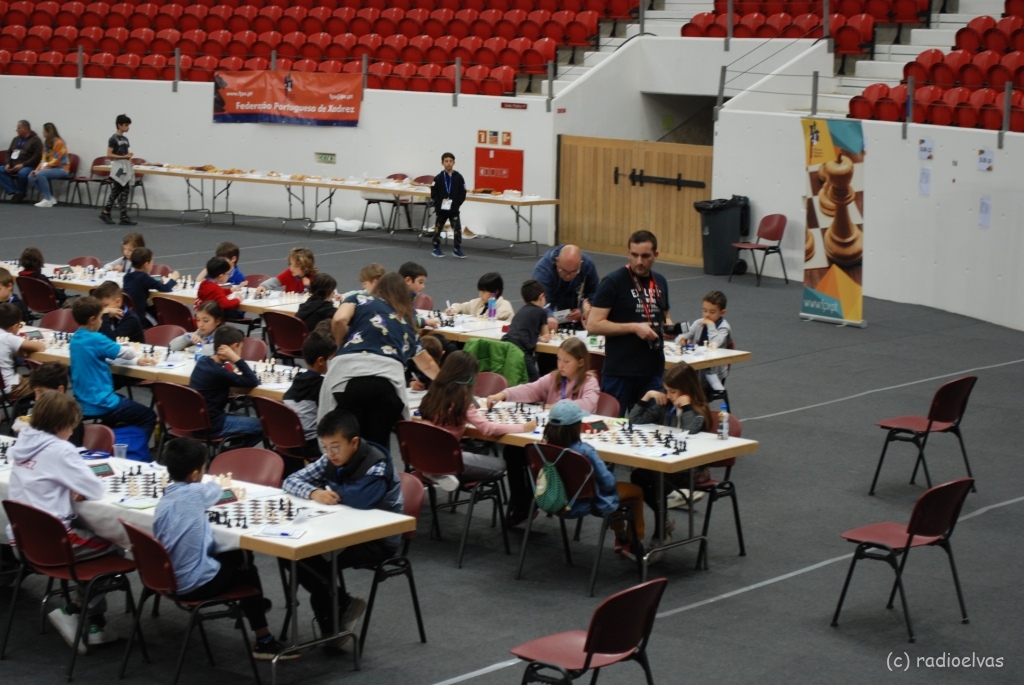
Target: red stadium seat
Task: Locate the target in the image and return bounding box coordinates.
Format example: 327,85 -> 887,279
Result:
124,27 -> 154,55
375,7 -> 403,36
6,50 -> 37,76
835,13 -> 874,59
705,12 -> 740,38
4,0 -> 31,25
299,31 -> 329,59
481,63 -> 514,94
367,60 -> 391,87
682,11 -> 715,36
399,7 -> 429,37
137,52 -> 165,79
433,63 -> 458,92
863,0 -> 889,21
128,3 -> 159,31
521,9 -> 551,40
902,47 -> 943,85
959,49 -> 1000,88
542,10 -> 571,44
111,52 -> 140,78
227,5 -> 257,33
154,3 -> 182,32
98,27 -> 128,54
522,36 -> 555,74
426,34 -> 457,62
486,0 -> 511,11
385,60 -> 418,88
464,62 -> 490,90
33,50 -> 64,77
350,7 -> 380,36
477,35 -> 506,66
51,26 -> 78,52
218,55 -> 243,71
472,8 -> 503,38
848,94 -> 874,119
244,56 -> 269,70
326,7 -> 356,36
302,6 -> 331,34
1002,50 -> 1024,88
409,62 -> 440,90
736,12 -> 767,37
0,26 -> 27,54
499,35 -> 529,70
56,1 -> 85,27
291,56 -> 317,71
451,8 -> 479,38
378,33 -> 408,62
201,29 -> 232,57
84,50 -> 114,78
151,28 -> 180,56
982,16 -> 1021,53
80,1 -> 108,28
24,27 -> 53,53
280,6 -> 307,34
315,58 -> 341,72
105,2 -> 132,29
496,9 -> 527,40
75,25 -> 103,52
789,12 -> 822,38
187,53 -> 217,81
252,30 -> 282,58
0,49 -> 10,75
178,28 -> 205,57
955,16 -> 995,53
422,8 -> 453,39
351,32 -> 382,59
252,5 -> 282,34
930,49 -> 971,89
203,5 -> 233,32
891,0 -> 928,28
837,0 -> 863,15
452,35 -> 482,64
756,12 -> 792,37
180,5 -> 208,32
342,58 -> 362,74
326,32 -> 357,60
226,29 -> 256,58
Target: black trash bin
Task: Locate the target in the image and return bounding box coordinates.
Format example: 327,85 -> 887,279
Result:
694,196 -> 749,276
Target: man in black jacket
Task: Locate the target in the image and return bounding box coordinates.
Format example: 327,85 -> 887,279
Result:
2,120 -> 43,203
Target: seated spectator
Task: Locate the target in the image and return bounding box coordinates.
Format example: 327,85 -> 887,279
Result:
27,123 -> 71,208
1,120 -> 43,203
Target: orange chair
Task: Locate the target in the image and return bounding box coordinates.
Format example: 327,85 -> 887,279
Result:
729,214 -> 788,286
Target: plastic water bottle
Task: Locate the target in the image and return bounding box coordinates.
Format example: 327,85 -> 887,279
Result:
487,295 -> 496,319
718,403 -> 730,440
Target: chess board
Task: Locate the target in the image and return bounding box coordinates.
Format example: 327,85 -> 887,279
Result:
484,402 -> 548,426
0,436 -> 15,472
252,360 -> 299,388
584,425 -> 691,458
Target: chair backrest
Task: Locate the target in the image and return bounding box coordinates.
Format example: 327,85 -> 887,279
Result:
68,255 -> 101,268
150,381 -> 212,433
150,263 -> 173,277
394,420 -> 464,475
82,423 -> 116,453
2,500 -> 76,569
240,336 -> 268,361
263,310 -> 309,353
245,273 -> 270,287
398,471 -> 425,544
144,324 -> 187,347
527,442 -> 597,502
905,478 -> 974,539
474,371 -> 508,396
756,213 -> 787,242
15,275 -> 59,313
583,578 -> 668,656
252,395 -> 308,452
120,519 -> 179,595
927,375 -> 977,426
209,448 -> 285,487
412,292 -> 434,310
594,392 -> 619,417
39,308 -> 78,333
152,295 -> 195,329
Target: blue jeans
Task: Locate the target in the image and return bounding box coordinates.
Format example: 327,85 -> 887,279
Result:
0,167 -> 33,196
27,168 -> 70,201
99,395 -> 157,443
600,374 -> 664,417
219,413 -> 263,445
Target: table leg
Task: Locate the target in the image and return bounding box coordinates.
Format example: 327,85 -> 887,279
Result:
209,180 -> 237,225
180,177 -> 209,224
309,187 -> 338,235
281,185 -> 313,232
507,204 -> 538,258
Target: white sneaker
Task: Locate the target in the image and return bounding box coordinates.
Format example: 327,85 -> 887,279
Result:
34,198 -> 55,208
49,606 -> 86,655
666,489 -> 705,509
333,596 -> 367,649
87,622 -> 118,645
428,474 -> 460,492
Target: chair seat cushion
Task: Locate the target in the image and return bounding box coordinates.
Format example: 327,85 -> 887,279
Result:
37,555 -> 136,583
731,241 -> 770,250
511,629 -> 635,670
840,521 -> 941,550
877,416 -> 954,433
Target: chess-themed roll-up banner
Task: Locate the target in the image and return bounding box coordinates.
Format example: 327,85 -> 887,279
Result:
213,71 -> 362,126
800,118 -> 867,328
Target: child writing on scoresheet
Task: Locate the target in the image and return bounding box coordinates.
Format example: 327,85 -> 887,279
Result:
444,272 -> 514,321
416,351 -> 536,492
168,301 -> 223,356
102,232 -> 145,272
676,290 -> 732,394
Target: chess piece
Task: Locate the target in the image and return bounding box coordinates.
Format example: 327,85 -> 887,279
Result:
805,227 -> 816,262
821,154 -> 863,267
818,163 -> 836,218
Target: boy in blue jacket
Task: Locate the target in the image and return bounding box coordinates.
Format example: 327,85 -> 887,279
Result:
282,408 -> 403,650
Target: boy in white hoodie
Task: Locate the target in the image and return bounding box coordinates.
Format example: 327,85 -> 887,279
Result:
6,391 -> 119,650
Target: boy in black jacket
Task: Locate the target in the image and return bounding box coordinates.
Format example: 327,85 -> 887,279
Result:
502,279 -> 551,382
283,331 -> 337,462
429,152 -> 467,259
189,325 -> 261,444
94,280 -> 145,343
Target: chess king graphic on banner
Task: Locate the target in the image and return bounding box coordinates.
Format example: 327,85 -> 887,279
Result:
800,118 -> 866,328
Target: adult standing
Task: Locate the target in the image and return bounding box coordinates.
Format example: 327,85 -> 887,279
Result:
320,272 -> 441,446
27,123 -> 71,208
1,120 -> 43,203
531,244 -> 599,325
586,230 -> 673,416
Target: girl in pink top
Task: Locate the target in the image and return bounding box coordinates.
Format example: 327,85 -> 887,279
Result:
486,338 -> 599,413
419,351 -> 536,488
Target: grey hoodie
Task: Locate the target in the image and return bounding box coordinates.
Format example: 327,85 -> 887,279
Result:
5,426 -> 105,541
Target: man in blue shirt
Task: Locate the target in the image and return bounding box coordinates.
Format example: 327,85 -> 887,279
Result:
531,244 -> 599,326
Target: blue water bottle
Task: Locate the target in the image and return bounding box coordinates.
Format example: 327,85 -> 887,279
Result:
487,295 -> 496,319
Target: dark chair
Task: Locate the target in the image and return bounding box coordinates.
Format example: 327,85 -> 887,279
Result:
1,501 -> 137,682
262,311 -> 308,363
39,308 -> 78,334
474,371 -> 508,397
357,472 -> 428,655
412,292 -> 434,310
68,255 -> 101,269
144,324 -> 187,348
516,443 -> 643,596
240,336 -> 268,362
594,392 -> 619,417
869,376 -> 978,496
117,521 -> 263,685
16,276 -> 61,318
728,214 -> 788,286
831,478 -> 974,643
252,396 -> 310,464
149,381 -> 230,456
692,413 -> 745,570
209,447 -> 285,487
152,296 -> 195,330
82,423 -> 116,453
510,578 -> 668,685
394,420 -> 511,568
704,338 -> 736,411
67,155 -> 109,206
150,263 -> 173,278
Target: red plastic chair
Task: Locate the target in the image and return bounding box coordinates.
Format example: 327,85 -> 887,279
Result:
326,31 -> 356,59
151,295 -> 195,329
227,5 -> 257,33
261,310 -> 308,362
203,4 -> 232,32
98,26 -> 128,54
51,26 -> 78,52
180,5 -> 208,32
592,392 -> 619,417
154,3 -> 182,31
756,11 -> 792,37
495,8 -> 527,40
33,50 -> 64,76
142,324 -> 186,348
395,420 -> 511,568
252,29 -> 282,58
735,12 -> 767,37
960,48 -> 1000,88
938,85 -> 972,126
376,32 -> 406,62
279,5 -> 307,34
386,60 -> 418,88
423,33 -> 455,63
499,35 -> 529,70
117,521 -> 262,685
831,478 -> 974,643
111,52 -> 140,78
209,448 -> 285,487
705,12 -> 739,37
251,5 -> 281,35
80,1 -> 108,28
298,30 -> 330,59
326,6 -> 356,36
476,35 -> 506,66
302,6 -> 331,34
127,2 -> 158,30
870,376 -> 978,495
150,381 -> 230,455
955,15 -> 995,53
0,501 -> 137,681
449,8 -> 477,38
106,2 -> 132,29
451,35 -> 482,64
172,29 -> 202,58
218,55 -> 244,71
23,26 -> 52,53
200,29 -> 231,57
294,57 -> 319,71
729,214 -> 787,286
150,27 -> 180,55
226,29 -> 256,58
349,7 -> 379,36
123,27 -> 153,55
82,422 -> 116,453
471,8 -> 502,38
351,32 -> 382,59
788,12 -> 822,37
56,1 -> 85,27
422,8 -> 452,38
251,395 -> 310,462
6,50 -> 38,77
373,6 -> 402,36
398,7 -> 428,37
511,578 -> 668,683
481,63 -> 514,94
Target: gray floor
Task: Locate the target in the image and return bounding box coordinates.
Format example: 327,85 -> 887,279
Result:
1,204 -> 1022,685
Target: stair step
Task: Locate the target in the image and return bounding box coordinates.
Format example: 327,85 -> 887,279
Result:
854,59 -> 906,79
957,0 -> 1006,14
910,28 -> 957,46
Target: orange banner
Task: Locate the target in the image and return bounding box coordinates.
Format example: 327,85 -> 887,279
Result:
213,71 -> 362,126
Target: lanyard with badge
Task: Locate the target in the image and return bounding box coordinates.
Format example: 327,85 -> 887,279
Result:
11,137 -> 24,161
441,173 -> 453,211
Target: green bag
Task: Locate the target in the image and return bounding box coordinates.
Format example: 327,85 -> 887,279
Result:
530,445 -> 593,515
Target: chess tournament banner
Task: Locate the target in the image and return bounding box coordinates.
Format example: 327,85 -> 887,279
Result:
800,118 -> 867,328
213,71 -> 362,126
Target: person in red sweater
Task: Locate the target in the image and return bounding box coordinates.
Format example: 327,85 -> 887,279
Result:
255,247 -> 316,295
196,257 -> 243,319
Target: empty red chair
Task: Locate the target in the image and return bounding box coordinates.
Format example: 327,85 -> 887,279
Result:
0,49 -> 11,75
187,53 -> 218,80
6,50 -> 37,76
105,2 -> 132,29
291,56 -> 317,71
300,31 -> 330,59
80,1 -> 108,27
426,33 -> 457,62
203,4 -> 232,32
28,0 -> 58,25
498,34 -> 528,69
862,0 -> 890,21
201,29 -> 231,57
378,32 -> 408,61
472,8 -> 502,38
705,12 -> 740,37
735,0 -> 761,14
84,50 -> 114,77
542,10 -> 571,44
33,50 -> 63,76
342,58 -> 362,75
958,49 -> 996,88
366,59 -> 391,87
452,35 -> 481,64
252,5 -> 281,34
3,0 -> 31,25
982,15 -> 1021,53
326,32 -> 356,59
227,5 -> 257,33
477,35 -> 505,65
226,29 -> 256,58
244,56 -> 269,70
180,5 -> 208,32
373,7 -> 402,36
495,9 -> 527,40
278,6 -> 307,34
837,0 -> 863,14
757,11 -> 792,37
57,50 -> 83,77
735,12 -> 766,37
51,26 -> 78,52
137,52 -> 165,79
1001,50 -> 1024,88
522,36 -> 555,74
848,93 -> 874,119
252,30 -> 281,58
682,11 -> 715,36
902,47 -> 943,85
23,27 -> 52,53
98,27 -> 128,54
433,62 -> 457,91
150,28 -> 180,55
350,7 -> 380,36
1,26 -> 27,54
914,83 -> 944,123
399,7 -> 428,37
409,61 -> 440,89
352,32 -> 382,59
930,49 -> 971,89
451,8 -> 478,38
124,27 -> 153,54
153,3 -> 182,31
111,51 -> 139,78
937,85 -> 972,125
128,3 -> 158,31
480,63 -> 514,94
420,8 -> 451,38
218,55 -> 243,71
835,13 -> 873,61
385,60 -> 418,88
789,12 -> 823,38
315,58 -> 341,72
326,7 -> 356,36
177,28 -> 205,57
463,62 -> 489,89
55,1 -> 85,27
955,15 -> 996,53
520,9 -> 550,40
75,25 -> 103,52
891,0 -> 927,29
302,6 -> 330,34
1009,0 -> 1024,17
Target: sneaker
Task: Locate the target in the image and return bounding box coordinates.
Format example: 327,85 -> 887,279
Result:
334,596 -> 367,649
452,248 -> 466,259
49,606 -> 87,655
119,217 -> 137,225
614,539 -> 638,562
99,212 -> 114,224
431,248 -> 444,258
648,534 -> 671,565
87,622 -> 118,645
666,489 -> 705,509
428,474 -> 460,492
252,637 -> 301,661
35,198 -> 55,208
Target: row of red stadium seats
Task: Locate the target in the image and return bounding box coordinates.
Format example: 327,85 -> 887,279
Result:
711,0 -> 924,21
954,15 -> 1024,53
849,81 -> 1024,129
902,47 -> 1024,90
682,11 -> 825,38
